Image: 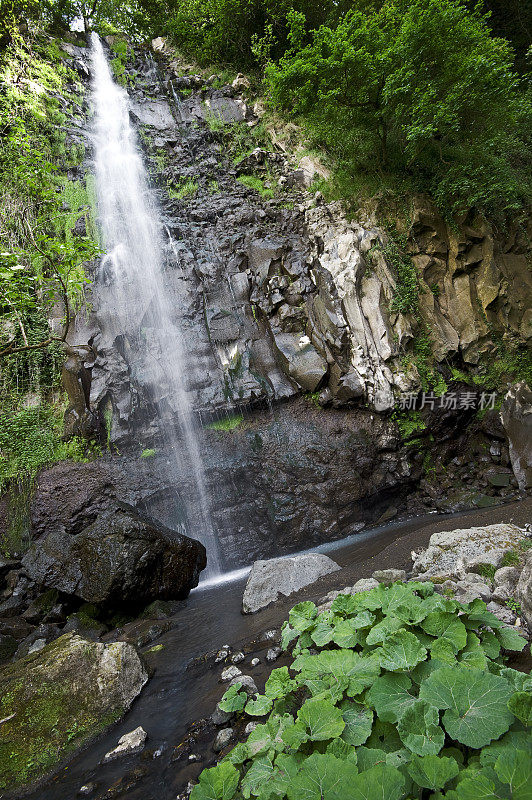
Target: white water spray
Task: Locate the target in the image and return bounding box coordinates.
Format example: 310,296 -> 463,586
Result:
89,33 -> 221,576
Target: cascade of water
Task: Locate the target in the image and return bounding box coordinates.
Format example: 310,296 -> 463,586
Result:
89,32 -> 221,577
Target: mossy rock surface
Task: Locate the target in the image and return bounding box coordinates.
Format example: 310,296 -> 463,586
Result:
0,633 -> 148,792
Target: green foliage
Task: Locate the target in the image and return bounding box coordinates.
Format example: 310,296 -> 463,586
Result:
237,174 -> 275,199
392,410 -> 426,441
0,34 -> 97,416
0,399 -> 88,494
476,563 -> 497,582
266,0 -> 531,220
198,582 -> 531,800
207,414 -> 244,432
167,177 -> 198,199
501,550 -> 521,568
140,447 -> 156,458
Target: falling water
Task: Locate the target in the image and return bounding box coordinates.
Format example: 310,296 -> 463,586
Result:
89,32 -> 221,576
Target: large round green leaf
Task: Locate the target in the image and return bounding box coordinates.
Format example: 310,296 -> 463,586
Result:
350,763 -> 406,800
407,754 -> 459,790
396,699 -> 445,756
339,700 -> 373,746
366,673 -> 417,724
285,753 -> 358,800
421,612 -> 468,651
378,630 -> 427,671
190,762 -> 240,800
297,697 -> 345,741
419,664 -> 514,748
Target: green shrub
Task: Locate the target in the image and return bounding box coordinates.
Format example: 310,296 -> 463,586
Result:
0,402 -> 87,493
193,581 -> 531,800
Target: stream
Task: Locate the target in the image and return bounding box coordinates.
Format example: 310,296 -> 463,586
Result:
25,497 -> 532,800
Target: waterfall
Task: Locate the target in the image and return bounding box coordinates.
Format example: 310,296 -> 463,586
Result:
89,33 -> 221,577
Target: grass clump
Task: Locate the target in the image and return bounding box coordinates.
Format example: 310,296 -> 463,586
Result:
207,414 -> 244,432
500,550 -> 521,568
476,563 -> 497,582
167,178 -> 198,199
194,581 -> 531,800
237,174 -> 274,199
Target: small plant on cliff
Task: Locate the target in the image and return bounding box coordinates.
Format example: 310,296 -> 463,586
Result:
207,414 -> 243,432
192,581 -> 531,800
167,178 -> 198,199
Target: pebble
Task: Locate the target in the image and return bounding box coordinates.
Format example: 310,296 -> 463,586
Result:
231,651 -> 245,664
211,703 -> 233,726
215,647 -> 230,663
221,665 -> 242,682
266,647 -> 281,663
79,785 -> 95,796
213,727 -> 234,753
250,657 -> 260,667
244,721 -> 258,735
103,727 -> 147,762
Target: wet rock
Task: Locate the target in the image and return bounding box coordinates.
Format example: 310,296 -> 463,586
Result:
63,611 -> 108,641
501,383 -> 532,490
231,651 -> 244,664
22,507 -> 206,612
104,726 -> 147,762
0,558 -> 21,587
266,647 -> 282,663
215,646 -> 230,663
517,551 -> 532,630
213,727 -> 234,753
211,703 -> 233,726
221,665 -> 242,682
372,569 -> 407,584
412,523 -> 526,579
229,674 -> 257,695
0,634 -> 17,664
242,553 -> 340,613
0,633 -> 148,791
21,589 -> 61,624
350,578 -> 379,594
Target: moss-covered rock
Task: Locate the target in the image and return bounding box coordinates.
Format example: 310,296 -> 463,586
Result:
0,632 -> 148,792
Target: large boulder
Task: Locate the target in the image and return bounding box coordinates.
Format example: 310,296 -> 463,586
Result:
501,382 -> 532,490
242,553 -> 340,614
0,633 -> 147,792
22,507 -> 206,611
517,550 -> 532,630
412,523 -> 527,579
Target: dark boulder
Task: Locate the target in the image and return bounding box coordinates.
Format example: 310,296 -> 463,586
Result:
21,506 -> 206,612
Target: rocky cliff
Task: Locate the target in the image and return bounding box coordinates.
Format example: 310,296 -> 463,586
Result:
2,35 -> 531,572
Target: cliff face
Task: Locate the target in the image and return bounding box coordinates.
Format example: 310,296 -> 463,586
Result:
6,36 -> 529,567
63,39 -> 531,436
